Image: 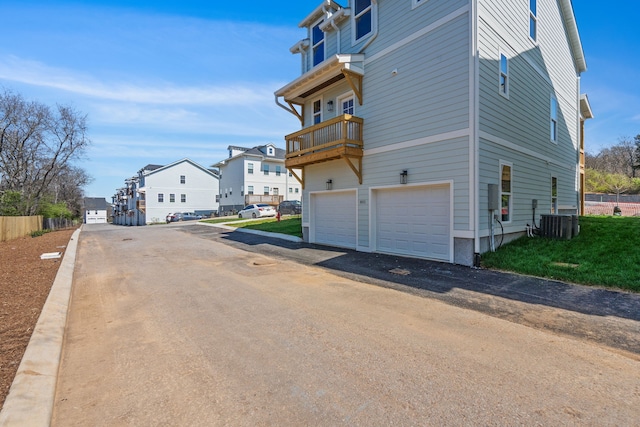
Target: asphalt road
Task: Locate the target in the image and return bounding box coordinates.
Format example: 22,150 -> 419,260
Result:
51,223 -> 640,426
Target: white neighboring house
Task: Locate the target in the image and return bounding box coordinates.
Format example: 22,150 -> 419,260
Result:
83,197 -> 108,224
212,144 -> 302,215
112,158 -> 219,225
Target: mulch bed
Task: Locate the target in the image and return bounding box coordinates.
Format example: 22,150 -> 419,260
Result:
0,228 -> 77,411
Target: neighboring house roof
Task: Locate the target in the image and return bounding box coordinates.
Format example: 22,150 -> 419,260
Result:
140,164 -> 164,172
141,158 -> 219,179
212,144 -> 285,167
83,197 -> 108,210
580,94 -> 594,120
559,0 -> 587,73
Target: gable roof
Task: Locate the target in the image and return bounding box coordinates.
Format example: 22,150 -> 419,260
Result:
142,158 -> 219,179
83,197 -> 108,210
559,0 -> 587,74
212,144 -> 285,167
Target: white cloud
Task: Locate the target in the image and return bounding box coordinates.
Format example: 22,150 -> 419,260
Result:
0,55 -> 275,105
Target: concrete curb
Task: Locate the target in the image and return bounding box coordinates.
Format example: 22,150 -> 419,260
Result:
198,221 -> 304,243
0,227 -> 81,427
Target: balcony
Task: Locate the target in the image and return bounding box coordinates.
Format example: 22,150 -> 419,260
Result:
244,195 -> 283,206
285,114 -> 363,187
136,200 -> 146,212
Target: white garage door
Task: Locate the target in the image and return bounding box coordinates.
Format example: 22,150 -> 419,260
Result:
375,185 -> 450,261
312,191 -> 357,249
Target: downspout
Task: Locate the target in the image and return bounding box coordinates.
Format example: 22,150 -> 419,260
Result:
331,20 -> 341,53
358,0 -> 379,53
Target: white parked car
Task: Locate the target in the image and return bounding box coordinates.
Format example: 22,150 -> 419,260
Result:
238,203 -> 276,219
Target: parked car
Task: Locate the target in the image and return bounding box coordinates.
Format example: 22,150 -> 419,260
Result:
166,212 -> 183,223
181,212 -> 203,221
277,200 -> 302,215
238,203 -> 276,219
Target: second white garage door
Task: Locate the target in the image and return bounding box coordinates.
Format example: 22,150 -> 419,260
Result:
375,184 -> 451,261
312,191 -> 357,249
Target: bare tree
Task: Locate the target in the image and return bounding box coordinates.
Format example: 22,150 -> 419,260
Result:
0,89 -> 91,215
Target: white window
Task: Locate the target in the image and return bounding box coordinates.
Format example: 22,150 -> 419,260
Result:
312,20 -> 324,66
353,0 -> 373,42
529,0 -> 537,41
181,194 -> 186,203
289,187 -> 293,193
263,186 -> 269,195
338,93 -> 355,115
229,188 -> 232,196
499,53 -> 509,97
276,165 -> 282,176
170,193 -> 175,203
550,96 -> 558,142
551,176 -> 558,214
295,188 -> 299,194
500,163 -> 512,222
412,0 -> 427,9
263,164 -> 269,175
248,185 -> 254,195
248,163 -> 254,174
180,175 -> 185,184
158,193 -> 164,203
273,187 -> 279,196
313,99 -> 322,125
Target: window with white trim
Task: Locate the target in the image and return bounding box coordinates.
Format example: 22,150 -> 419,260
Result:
499,53 -> 509,97
273,187 -> 279,196
529,0 -> 537,41
338,93 -> 355,115
248,163 -> 254,174
158,193 -> 164,203
551,176 -> 558,214
170,193 -> 175,203
276,165 -> 281,176
313,99 -> 322,125
312,20 -> 324,66
550,95 -> 558,142
354,0 -> 373,42
263,186 -> 269,195
180,175 -> 185,184
263,164 -> 269,175
248,185 -> 254,195
500,163 -> 512,222
181,194 -> 186,203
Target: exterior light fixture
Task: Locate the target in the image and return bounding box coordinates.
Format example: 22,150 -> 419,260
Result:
400,170 -> 408,184
326,179 -> 333,190
327,100 -> 334,112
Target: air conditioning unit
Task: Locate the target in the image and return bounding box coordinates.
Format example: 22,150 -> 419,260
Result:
540,214 -> 578,239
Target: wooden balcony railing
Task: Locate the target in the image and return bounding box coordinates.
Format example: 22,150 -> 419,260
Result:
244,195 -> 283,205
136,200 -> 146,212
285,114 -> 363,167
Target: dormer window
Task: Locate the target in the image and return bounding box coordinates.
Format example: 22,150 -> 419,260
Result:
354,0 -> 373,42
267,146 -> 275,156
312,20 -> 324,66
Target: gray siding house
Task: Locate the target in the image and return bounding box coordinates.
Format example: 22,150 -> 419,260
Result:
275,0 -> 590,266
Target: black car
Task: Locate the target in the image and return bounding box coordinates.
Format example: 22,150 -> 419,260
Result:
277,200 -> 301,215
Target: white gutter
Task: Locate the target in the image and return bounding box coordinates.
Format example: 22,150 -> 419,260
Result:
559,0 -> 586,73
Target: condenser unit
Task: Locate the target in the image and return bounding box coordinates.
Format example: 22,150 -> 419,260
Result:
540,214 -> 578,240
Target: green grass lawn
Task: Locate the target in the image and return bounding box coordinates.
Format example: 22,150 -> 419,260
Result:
229,215 -> 302,238
481,216 -> 640,292
200,217 -> 247,224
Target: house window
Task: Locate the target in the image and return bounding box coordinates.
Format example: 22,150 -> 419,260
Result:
229,188 -> 232,196
158,193 -> 164,203
276,165 -> 281,176
295,188 -> 299,194
289,187 -> 293,193
180,175 -> 185,184
412,0 -> 427,9
354,0 -> 373,42
551,177 -> 558,214
263,164 -> 269,175
248,185 -> 254,195
313,99 -> 322,125
499,53 -> 509,97
267,146 -> 275,156
529,0 -> 537,41
170,193 -> 175,203
263,186 -> 269,195
312,20 -> 324,66
181,194 -> 186,203
500,163 -> 512,222
339,93 -> 355,115
550,96 -> 558,142
248,163 -> 254,174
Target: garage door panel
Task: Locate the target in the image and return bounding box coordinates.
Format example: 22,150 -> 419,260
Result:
313,192 -> 356,249
375,185 -> 450,261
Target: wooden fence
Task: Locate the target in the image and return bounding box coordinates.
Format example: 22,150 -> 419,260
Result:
0,215 -> 43,242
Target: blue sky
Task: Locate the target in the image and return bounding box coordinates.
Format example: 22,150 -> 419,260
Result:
0,1 -> 637,198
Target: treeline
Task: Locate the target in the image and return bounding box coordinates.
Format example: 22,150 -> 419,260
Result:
0,89 -> 92,218
585,135 -> 640,194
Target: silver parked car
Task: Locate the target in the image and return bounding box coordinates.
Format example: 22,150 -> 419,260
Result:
238,203 -> 276,219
